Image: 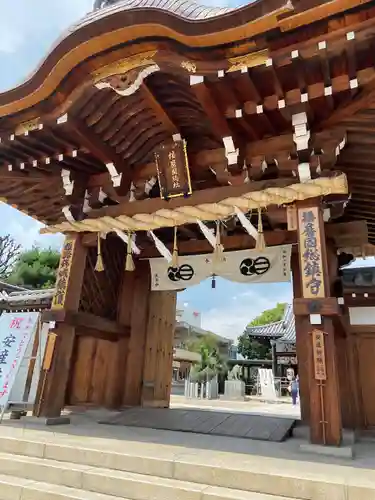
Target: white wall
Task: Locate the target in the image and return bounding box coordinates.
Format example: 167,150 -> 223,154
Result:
349,306 -> 375,326
177,306 -> 202,328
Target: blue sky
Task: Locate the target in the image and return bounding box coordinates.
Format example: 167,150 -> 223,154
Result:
0,1 -> 373,341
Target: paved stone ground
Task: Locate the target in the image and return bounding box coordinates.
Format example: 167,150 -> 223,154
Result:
170,395 -> 301,420
0,404 -> 374,469
100,407 -> 296,442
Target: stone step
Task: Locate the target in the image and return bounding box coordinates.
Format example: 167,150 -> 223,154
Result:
0,434 -> 374,499
0,451 -> 292,500
0,473 -> 123,500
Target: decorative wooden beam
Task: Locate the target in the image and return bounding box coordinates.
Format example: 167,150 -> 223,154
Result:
42,310 -> 129,337
139,230 -> 296,257
85,177 -> 297,220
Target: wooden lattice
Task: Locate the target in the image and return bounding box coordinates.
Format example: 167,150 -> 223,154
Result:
79,235 -> 126,320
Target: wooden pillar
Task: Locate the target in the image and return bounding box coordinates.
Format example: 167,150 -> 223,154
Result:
35,234 -> 87,418
338,311 -> 364,430
142,291 -> 177,407
291,253 -> 310,423
295,201 -> 342,446
104,270 -> 136,409
122,261 -> 151,407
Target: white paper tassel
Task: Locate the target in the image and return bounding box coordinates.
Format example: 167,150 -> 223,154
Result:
256,208 -> 266,251
213,221 -> 224,268
172,226 -> 179,268
235,207 -> 258,240
197,220 -> 216,248
148,231 -> 172,262
115,230 -> 140,254
125,232 -> 135,272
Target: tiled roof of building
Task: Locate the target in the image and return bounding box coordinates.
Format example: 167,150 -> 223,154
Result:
92,0 -> 233,19
0,288 -> 55,311
341,266 -> 375,288
245,304 -> 295,343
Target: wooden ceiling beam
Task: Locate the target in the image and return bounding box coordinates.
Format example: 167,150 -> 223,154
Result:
82,229 -> 296,253
141,84 -> 178,135
190,80 -> 232,140
228,68 -> 375,121
319,80 -> 375,129
63,115 -> 131,196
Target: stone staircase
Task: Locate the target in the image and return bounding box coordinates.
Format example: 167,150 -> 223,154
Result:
0,431 -> 374,499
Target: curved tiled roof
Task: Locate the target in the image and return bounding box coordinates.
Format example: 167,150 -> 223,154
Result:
245,304 -> 295,343
93,0 -> 234,18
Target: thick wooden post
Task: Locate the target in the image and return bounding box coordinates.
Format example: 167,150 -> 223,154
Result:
122,261 -> 151,407
142,291 -> 177,408
295,202 -> 342,446
291,253 -> 310,423
35,234 -> 87,418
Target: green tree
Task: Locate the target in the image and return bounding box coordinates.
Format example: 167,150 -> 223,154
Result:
7,247 -> 60,289
249,303 -> 286,327
185,332 -> 220,354
237,303 -> 286,360
190,345 -> 227,383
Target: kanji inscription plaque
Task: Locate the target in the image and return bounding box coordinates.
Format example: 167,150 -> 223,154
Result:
312,328 -> 327,381
298,206 -> 325,299
51,237 -> 76,310
155,139 -> 192,200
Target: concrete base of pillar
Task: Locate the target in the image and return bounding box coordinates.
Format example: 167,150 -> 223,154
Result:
223,380 -> 245,400
299,442 -> 354,459
22,416 -> 71,426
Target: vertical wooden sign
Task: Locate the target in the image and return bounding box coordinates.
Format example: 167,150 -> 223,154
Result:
155,139 -> 192,200
311,329 -> 327,380
287,205 -> 297,231
297,205 -> 326,298
51,236 -> 76,309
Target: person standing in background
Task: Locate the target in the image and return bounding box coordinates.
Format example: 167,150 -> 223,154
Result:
290,376 -> 299,406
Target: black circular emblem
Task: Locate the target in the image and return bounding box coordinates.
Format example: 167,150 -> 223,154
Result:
167,264 -> 194,282
239,257 -> 271,276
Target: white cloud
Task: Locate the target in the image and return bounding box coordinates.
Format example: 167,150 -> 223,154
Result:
201,285 -> 292,341
0,0 -> 92,55
0,204 -> 63,251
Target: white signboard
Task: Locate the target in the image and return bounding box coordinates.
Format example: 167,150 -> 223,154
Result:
150,245 -> 291,291
258,368 -> 277,401
0,312 -> 39,415
8,320 -> 49,408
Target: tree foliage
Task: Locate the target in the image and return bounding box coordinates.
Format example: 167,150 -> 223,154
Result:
248,303 -> 286,327
0,235 -> 21,279
190,345 -> 227,383
185,332 -> 220,354
186,333 -> 228,382
7,247 -> 60,289
237,303 -> 287,360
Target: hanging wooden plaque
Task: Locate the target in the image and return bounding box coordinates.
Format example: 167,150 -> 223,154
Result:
155,139 -> 192,200
311,328 -> 327,381
287,205 -> 297,231
51,236 -> 76,310
297,206 -> 325,299
43,333 -> 57,371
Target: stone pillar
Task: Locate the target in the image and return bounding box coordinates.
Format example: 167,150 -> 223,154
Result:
294,201 -> 342,446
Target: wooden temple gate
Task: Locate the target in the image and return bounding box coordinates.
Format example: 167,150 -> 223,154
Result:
1,0 -> 375,446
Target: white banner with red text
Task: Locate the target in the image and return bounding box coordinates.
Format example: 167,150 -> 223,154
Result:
0,312 -> 39,417
150,245 -> 291,291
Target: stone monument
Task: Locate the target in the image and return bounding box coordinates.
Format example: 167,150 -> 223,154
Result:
224,365 -> 245,400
